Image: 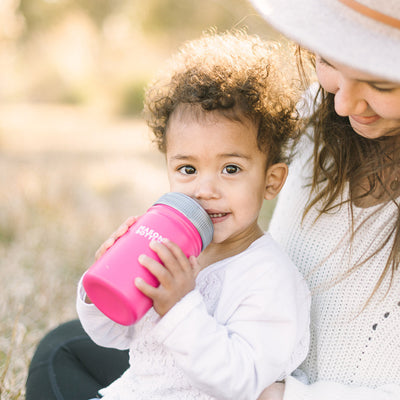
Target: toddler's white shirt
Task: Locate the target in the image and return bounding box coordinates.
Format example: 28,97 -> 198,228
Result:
77,233 -> 310,400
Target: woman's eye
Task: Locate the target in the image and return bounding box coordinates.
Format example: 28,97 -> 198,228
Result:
223,165 -> 240,174
317,56 -> 333,69
178,165 -> 196,175
370,85 -> 397,93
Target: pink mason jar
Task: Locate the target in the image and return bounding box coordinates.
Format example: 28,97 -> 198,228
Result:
82,192 -> 213,326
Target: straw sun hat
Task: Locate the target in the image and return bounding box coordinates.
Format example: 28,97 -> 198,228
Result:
250,0 -> 400,82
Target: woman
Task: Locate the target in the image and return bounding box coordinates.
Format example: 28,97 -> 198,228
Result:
250,0 -> 400,399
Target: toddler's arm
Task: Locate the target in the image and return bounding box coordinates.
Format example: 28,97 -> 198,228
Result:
151,253 -> 310,400
76,216 -> 138,350
76,278 -> 135,350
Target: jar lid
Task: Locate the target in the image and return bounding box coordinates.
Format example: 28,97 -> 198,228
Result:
154,192 -> 214,250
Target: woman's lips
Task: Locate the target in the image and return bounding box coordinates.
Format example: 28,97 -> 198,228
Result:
350,114 -> 381,125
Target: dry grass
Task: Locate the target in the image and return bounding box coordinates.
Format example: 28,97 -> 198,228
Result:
0,103 -> 169,399
0,103 -> 275,399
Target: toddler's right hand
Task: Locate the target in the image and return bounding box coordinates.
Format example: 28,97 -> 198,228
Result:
95,216 -> 138,260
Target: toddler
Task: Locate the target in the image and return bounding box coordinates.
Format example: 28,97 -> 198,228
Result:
77,31 -> 310,400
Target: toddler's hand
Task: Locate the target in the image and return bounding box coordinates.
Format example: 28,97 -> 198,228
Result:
95,216 -> 138,260
135,239 -> 201,317
257,382 -> 285,400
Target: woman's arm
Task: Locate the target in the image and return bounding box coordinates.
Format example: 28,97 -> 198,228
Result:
257,377 -> 400,400
284,376 -> 400,400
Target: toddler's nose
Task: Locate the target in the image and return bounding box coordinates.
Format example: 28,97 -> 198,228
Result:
194,175 -> 219,200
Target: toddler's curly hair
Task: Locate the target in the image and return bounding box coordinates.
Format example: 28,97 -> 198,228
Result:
144,30 -> 300,165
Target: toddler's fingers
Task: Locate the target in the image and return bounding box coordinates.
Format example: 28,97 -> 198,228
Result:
154,239 -> 191,273
134,277 -> 158,300
95,216 -> 138,260
95,238 -> 115,260
189,255 -> 202,277
119,215 -> 138,233
149,240 -> 180,275
114,215 -> 138,238
138,254 -> 170,284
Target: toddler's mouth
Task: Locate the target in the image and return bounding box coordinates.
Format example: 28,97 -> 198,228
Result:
208,212 -> 227,218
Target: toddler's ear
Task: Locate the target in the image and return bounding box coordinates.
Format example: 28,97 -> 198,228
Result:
264,163 -> 288,200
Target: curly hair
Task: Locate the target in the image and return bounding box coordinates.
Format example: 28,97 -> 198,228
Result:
143,30 -> 301,166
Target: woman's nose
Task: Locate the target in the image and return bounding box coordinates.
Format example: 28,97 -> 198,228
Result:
333,80 -> 369,117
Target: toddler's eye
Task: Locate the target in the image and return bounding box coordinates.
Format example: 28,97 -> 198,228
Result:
178,165 -> 196,175
223,165 -> 240,174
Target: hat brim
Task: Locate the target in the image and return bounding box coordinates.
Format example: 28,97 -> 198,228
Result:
250,0 -> 400,82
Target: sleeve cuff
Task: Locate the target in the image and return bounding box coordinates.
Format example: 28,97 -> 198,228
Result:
152,290 -> 203,343
76,275 -> 105,319
284,375 -> 310,400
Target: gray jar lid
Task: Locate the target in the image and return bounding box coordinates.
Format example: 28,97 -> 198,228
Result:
154,192 -> 213,250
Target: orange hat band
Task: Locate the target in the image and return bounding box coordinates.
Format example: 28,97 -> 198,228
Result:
339,0 -> 400,30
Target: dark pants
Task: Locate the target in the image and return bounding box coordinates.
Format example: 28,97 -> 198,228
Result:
25,320 -> 129,400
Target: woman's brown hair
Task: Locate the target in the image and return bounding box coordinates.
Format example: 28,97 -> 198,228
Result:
297,48 -> 400,300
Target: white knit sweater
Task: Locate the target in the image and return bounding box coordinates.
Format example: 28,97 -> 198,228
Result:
268,134 -> 400,400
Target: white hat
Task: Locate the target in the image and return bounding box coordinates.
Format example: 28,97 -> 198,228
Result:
250,0 -> 400,82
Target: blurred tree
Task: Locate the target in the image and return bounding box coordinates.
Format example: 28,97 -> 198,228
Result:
139,0 -> 255,40
1,0 -> 278,112
19,0 -> 123,33
18,0 -> 269,41
0,0 -> 25,40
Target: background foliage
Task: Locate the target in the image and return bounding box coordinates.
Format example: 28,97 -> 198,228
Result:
1,0 -> 278,114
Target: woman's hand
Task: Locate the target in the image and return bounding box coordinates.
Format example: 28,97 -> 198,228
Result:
135,238 -> 201,317
257,382 -> 285,400
94,216 -> 138,260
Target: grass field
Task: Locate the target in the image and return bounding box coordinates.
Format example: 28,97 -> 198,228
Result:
0,103 -> 275,399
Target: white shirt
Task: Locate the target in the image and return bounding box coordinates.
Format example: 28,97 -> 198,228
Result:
269,134 -> 400,400
77,233 -> 310,400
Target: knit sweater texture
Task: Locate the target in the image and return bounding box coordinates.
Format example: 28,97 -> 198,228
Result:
268,133 -> 400,400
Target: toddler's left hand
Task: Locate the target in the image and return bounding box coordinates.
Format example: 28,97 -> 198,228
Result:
257,382 -> 285,400
135,239 -> 201,317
